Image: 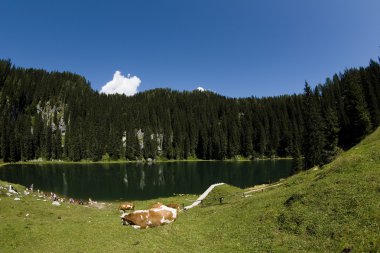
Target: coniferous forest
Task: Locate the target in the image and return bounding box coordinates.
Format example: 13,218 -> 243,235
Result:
0,59 -> 379,169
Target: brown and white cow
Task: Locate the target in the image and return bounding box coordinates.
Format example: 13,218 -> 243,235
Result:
120,204 -> 177,229
119,202 -> 135,212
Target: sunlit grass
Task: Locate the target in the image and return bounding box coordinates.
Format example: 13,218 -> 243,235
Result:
1,128 -> 380,252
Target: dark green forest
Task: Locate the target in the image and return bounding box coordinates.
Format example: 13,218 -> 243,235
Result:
0,59 -> 379,169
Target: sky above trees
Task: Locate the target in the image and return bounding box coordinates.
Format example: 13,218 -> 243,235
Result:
1,0 -> 379,97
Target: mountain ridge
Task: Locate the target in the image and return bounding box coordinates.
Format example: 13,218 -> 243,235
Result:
1,59 -> 379,169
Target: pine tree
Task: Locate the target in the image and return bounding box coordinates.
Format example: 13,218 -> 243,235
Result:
342,70 -> 372,145
241,119 -> 254,157
67,124 -> 81,161
291,146 -> 303,174
124,131 -> 136,160
257,123 -> 267,156
0,59 -> 11,88
133,133 -> 143,160
52,129 -> 62,160
196,129 -> 208,159
360,67 -> 380,127
322,107 -> 340,163
162,129 -> 174,159
44,122 -> 52,160
227,116 -> 240,158
21,115 -> 34,161
302,83 -> 326,168
33,114 -> 44,159
107,127 -> 121,160
143,128 -> 157,159
1,117 -> 10,162
9,130 -> 18,162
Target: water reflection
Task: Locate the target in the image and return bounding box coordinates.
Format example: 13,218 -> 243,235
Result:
62,172 -> 68,196
139,169 -> 146,190
123,170 -> 128,187
0,161 -> 293,200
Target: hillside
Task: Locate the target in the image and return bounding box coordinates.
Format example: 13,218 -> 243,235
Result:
1,59 -> 380,166
1,127 -> 379,252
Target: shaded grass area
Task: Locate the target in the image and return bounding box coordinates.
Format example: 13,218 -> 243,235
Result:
1,128 -> 380,252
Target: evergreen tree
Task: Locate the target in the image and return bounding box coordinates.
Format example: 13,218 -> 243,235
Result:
227,116 -> 240,158
257,123 -> 267,156
124,131 -> 136,160
241,119 -> 254,157
342,70 -> 372,145
1,116 -> 10,161
33,114 -> 44,159
133,133 -> 143,160
196,129 -> 208,160
9,128 -> 18,162
162,129 -> 174,159
107,127 -> 121,160
20,115 -> 34,161
43,122 -> 52,160
291,147 -> 303,174
143,129 -> 157,159
302,83 -> 326,168
322,107 -> 340,163
360,67 -> 380,127
0,59 -> 11,88
52,129 -> 62,160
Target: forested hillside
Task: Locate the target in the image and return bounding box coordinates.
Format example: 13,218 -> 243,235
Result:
0,59 -> 379,168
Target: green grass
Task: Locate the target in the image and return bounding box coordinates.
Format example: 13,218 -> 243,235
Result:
1,128 -> 380,252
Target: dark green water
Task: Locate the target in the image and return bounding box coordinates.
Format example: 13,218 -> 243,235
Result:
0,161 -> 293,200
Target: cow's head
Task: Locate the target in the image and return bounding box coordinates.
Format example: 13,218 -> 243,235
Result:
120,212 -> 130,225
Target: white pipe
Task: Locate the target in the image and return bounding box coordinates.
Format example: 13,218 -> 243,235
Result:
184,183 -> 225,210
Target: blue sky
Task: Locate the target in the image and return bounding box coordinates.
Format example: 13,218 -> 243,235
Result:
1,0 -> 380,97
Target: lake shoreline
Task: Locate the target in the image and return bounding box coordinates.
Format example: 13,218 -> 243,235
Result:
1,156 -> 293,167
0,159 -> 294,201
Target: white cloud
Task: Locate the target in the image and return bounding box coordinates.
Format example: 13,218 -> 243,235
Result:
100,71 -> 141,96
196,86 -> 205,92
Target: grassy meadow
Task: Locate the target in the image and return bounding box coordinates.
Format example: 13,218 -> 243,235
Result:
1,128 -> 380,252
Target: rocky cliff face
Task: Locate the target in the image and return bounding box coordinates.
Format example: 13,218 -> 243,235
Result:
134,129 -> 164,153
36,101 -> 66,132
35,101 -> 66,147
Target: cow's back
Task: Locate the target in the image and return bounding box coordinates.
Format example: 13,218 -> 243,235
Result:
148,206 -> 177,227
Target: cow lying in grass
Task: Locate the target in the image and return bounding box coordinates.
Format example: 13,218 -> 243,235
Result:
120,203 -> 177,229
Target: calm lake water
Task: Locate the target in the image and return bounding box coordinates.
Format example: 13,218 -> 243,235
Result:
0,161 -> 293,200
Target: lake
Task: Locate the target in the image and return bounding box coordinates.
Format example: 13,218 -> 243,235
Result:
0,160 -> 293,201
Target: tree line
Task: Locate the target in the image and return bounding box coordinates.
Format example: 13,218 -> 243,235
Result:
0,59 -> 379,169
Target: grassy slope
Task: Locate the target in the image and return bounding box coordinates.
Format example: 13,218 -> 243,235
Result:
1,128 -> 380,252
